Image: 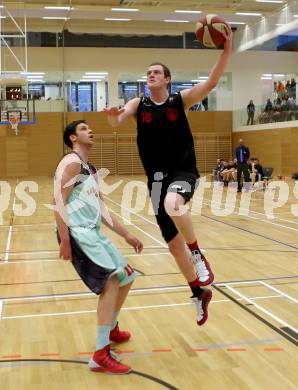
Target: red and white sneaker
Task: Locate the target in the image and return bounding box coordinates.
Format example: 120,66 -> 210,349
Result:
88,344 -> 132,374
192,289 -> 213,326
190,251 -> 214,286
110,323 -> 131,344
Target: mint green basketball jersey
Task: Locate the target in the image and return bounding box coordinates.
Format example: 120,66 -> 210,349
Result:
60,153 -> 127,272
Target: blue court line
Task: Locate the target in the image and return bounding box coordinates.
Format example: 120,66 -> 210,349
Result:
191,337 -> 283,350
201,213 -> 298,251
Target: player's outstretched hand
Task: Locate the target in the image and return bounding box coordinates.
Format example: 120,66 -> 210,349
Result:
125,233 -> 144,253
103,107 -> 125,116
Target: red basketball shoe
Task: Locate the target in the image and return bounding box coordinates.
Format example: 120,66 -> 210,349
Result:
190,251 -> 214,286
88,344 -> 132,374
110,323 -> 131,343
192,288 -> 213,326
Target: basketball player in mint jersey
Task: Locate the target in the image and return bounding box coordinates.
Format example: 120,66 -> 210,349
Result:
105,26 -> 232,327
54,120 -> 143,375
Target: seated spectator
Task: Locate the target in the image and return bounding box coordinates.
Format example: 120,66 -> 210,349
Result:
286,80 -> 291,96
259,99 -> 273,123
219,160 -> 229,185
248,158 -> 265,188
290,78 -> 296,99
213,158 -> 223,181
265,98 -> 273,112
228,159 -> 237,182
272,98 -> 282,122
288,97 -> 298,120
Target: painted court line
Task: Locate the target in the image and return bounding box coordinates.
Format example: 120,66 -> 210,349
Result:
2,294 -> 283,320
105,195 -> 158,228
201,192 -> 298,227
0,252 -> 171,265
103,186 -> 298,253
4,197 -> 16,263
191,337 -> 282,350
226,285 -> 298,333
199,197 -> 298,233
109,208 -> 167,248
0,279 -> 283,302
259,281 -> 298,304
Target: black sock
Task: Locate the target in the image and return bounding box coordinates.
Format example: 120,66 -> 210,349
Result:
188,279 -> 204,298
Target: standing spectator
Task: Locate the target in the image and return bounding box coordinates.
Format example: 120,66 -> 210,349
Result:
247,99 -> 255,125
235,138 -> 250,192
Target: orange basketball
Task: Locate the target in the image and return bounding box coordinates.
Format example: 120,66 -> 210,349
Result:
195,14 -> 229,48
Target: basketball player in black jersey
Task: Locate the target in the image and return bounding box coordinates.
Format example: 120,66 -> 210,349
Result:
105,26 -> 232,326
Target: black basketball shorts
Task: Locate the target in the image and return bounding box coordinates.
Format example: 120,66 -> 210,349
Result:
147,171 -> 199,243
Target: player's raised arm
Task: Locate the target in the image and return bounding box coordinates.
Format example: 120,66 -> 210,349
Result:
104,97 -> 140,127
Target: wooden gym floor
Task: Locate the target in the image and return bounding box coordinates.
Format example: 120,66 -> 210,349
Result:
0,176 -> 297,390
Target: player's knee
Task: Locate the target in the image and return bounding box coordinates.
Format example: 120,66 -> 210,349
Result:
164,193 -> 185,217
119,265 -> 137,287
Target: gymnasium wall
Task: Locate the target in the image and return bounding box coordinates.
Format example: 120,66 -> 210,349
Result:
232,127 -> 298,176
4,47 -> 297,109
0,111 -> 232,178
27,47 -> 298,110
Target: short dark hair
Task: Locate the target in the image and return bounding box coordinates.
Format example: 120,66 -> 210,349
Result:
149,62 -> 171,79
63,120 -> 85,148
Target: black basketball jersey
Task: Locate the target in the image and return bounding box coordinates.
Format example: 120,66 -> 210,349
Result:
136,92 -> 198,177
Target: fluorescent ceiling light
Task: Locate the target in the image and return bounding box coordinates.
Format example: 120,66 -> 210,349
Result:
274,73 -> 285,76
111,8 -> 139,12
28,80 -> 45,82
85,72 -> 108,75
137,79 -> 146,82
82,75 -> 104,79
44,6 -> 73,10
0,6 -> 4,8
0,16 -> 6,19
80,79 -> 103,82
228,21 -> 246,25
261,77 -> 272,80
191,79 -> 200,82
275,23 -> 284,26
21,72 -> 45,75
199,76 -> 208,79
263,73 -> 272,76
42,17 -> 69,20
164,19 -> 189,23
256,0 -> 283,3
26,75 -> 44,78
104,18 -> 131,21
236,12 -> 262,16
175,10 -> 202,14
